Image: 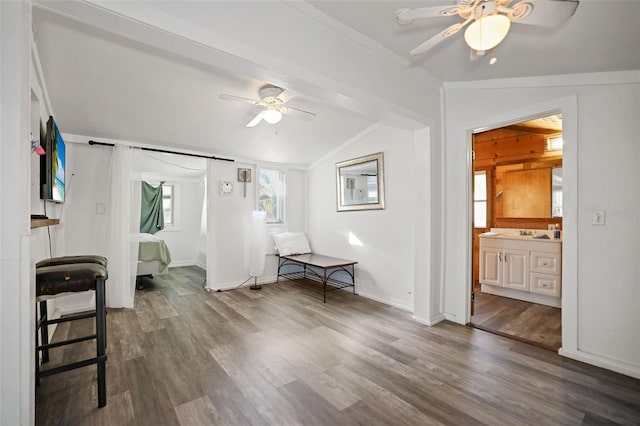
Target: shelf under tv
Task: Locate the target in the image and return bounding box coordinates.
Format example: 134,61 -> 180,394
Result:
31,218 -> 60,229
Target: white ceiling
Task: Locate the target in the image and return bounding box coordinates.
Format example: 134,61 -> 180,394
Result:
310,0 -> 640,82
32,1 -> 640,166
32,5 -> 376,166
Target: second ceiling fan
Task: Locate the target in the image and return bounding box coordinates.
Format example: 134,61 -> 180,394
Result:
219,84 -> 317,127
396,0 -> 579,58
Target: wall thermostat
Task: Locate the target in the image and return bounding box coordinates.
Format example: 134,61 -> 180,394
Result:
219,180 -> 234,195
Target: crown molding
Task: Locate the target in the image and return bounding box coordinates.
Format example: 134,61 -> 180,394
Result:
444,70 -> 640,90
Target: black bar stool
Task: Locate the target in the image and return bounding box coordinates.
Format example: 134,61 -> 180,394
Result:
36,262 -> 108,408
36,255 -> 108,364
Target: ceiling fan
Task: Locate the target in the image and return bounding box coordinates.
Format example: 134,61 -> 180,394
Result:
219,84 -> 316,127
396,0 -> 579,58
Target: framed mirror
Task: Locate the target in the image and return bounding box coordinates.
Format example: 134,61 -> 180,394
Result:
336,152 -> 385,212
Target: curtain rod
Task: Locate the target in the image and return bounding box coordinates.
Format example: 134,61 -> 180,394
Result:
88,140 -> 234,162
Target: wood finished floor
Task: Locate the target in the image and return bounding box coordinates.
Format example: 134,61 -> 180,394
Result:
36,266 -> 640,425
471,291 -> 562,351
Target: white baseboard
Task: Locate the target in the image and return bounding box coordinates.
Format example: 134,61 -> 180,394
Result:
54,292 -> 95,316
413,313 -> 445,326
206,275 -> 278,292
168,261 -> 197,268
356,290 -> 413,312
443,312 -> 458,323
558,348 -> 640,380
481,284 -> 561,308
56,303 -> 94,316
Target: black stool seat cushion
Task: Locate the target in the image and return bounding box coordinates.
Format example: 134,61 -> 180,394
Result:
36,263 -> 108,297
37,255 -> 108,268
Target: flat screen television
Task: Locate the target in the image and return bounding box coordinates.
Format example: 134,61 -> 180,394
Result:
40,116 -> 65,203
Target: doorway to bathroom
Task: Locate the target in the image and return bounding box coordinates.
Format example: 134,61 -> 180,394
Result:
470,113 -> 563,351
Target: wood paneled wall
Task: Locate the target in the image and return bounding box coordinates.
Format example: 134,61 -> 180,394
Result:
473,128 -> 560,168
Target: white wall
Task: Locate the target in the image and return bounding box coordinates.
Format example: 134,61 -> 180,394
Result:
307,124 -> 421,310
63,143 -> 110,256
206,161 -> 307,290
1,1 -> 34,424
155,181 -> 205,267
46,142 -> 111,314
442,71 -> 640,378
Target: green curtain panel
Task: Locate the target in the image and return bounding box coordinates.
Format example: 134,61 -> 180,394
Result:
140,181 -> 165,234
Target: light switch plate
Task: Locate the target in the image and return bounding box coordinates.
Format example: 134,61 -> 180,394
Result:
592,210 -> 605,226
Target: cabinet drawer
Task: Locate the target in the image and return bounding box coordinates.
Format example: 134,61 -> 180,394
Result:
530,251 -> 561,275
530,273 -> 561,297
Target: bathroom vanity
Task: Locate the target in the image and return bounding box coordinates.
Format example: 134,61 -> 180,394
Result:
479,228 -> 562,308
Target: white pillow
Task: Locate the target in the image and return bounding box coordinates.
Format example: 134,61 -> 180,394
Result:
272,232 -> 311,256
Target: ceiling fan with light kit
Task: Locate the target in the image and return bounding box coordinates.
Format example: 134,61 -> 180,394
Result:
396,0 -> 579,59
219,84 -> 316,127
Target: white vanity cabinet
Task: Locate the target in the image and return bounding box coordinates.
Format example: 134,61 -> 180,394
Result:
479,233 -> 561,307
480,246 -> 530,290
530,251 -> 562,297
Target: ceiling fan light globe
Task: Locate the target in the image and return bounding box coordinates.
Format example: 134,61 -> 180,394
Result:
464,14 -> 511,51
263,109 -> 282,124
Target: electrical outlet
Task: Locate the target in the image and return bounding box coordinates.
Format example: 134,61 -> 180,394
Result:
592,210 -> 605,226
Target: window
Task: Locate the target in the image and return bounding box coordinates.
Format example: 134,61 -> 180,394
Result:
258,168 -> 285,224
474,171 -> 487,228
552,167 -> 563,217
163,184 -> 174,225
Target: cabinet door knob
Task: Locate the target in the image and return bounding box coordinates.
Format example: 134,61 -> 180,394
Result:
542,262 -> 548,266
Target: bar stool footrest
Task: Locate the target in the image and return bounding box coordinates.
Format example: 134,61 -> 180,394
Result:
37,355 -> 107,379
37,334 -> 97,352
44,311 -> 96,325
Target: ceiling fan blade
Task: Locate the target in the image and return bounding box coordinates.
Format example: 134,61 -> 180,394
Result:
219,93 -> 260,105
509,0 -> 579,27
276,88 -> 297,104
281,106 -> 316,121
396,5 -> 462,25
246,112 -> 264,128
409,20 -> 469,56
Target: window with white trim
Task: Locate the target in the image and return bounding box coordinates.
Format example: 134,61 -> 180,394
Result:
474,171 -> 488,228
163,184 -> 174,226
258,168 -> 285,224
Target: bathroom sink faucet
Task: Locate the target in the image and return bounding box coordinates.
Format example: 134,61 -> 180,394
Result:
519,230 -> 533,236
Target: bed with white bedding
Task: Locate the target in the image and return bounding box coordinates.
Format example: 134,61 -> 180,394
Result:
132,233 -> 172,288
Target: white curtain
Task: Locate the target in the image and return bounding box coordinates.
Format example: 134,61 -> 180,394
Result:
196,178 -> 207,268
205,159 -> 216,290
105,145 -> 138,308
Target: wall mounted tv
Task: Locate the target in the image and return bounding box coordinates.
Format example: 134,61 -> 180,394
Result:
40,116 -> 65,203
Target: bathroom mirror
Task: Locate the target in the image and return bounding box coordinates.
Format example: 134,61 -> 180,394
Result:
336,152 -> 385,212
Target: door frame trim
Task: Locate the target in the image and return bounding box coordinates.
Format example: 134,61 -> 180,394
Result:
459,95 -> 578,354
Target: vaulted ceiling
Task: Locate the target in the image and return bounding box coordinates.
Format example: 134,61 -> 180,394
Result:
32,1 -> 640,166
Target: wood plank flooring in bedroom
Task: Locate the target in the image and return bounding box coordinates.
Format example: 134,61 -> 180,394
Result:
36,266 -> 640,425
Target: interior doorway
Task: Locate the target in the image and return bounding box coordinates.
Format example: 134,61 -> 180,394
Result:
132,151 -> 208,293
470,113 -> 563,351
